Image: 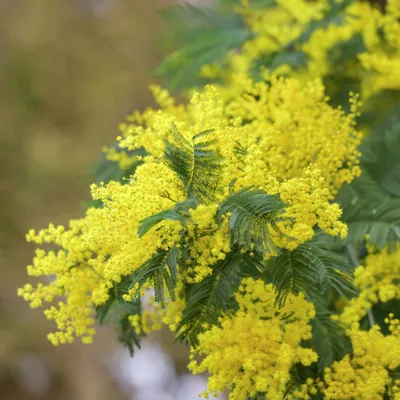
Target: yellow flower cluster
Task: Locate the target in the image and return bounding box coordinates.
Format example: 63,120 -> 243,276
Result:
338,245 -> 400,329
129,294 -> 186,335
103,145 -> 141,170
312,0 -> 400,98
18,160 -> 185,344
301,2 -> 383,83
119,79 -> 360,253
186,205 -> 231,282
358,0 -> 400,96
203,0 -> 400,101
224,78 -> 362,195
288,320 -> 400,399
311,245 -> 400,399
18,75 -> 361,345
322,326 -> 400,399
189,278 -> 317,400
203,0 -> 328,84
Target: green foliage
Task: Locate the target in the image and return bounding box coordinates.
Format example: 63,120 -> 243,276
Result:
176,247 -> 265,345
117,312 -> 143,357
310,304 -> 351,372
269,232 -> 355,306
361,110 -> 400,197
164,124 -> 223,202
138,197 -> 199,238
130,247 -> 181,306
337,106 -> 400,249
337,173 -> 400,249
95,278 -> 144,356
155,2 -> 251,91
217,188 -> 286,255
328,34 -> 365,65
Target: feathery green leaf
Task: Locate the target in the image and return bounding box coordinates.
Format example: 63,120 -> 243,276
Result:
95,279 -> 145,356
310,304 -> 351,372
138,197 -> 198,238
337,173 -> 400,249
130,247 -> 181,306
176,248 -> 264,345
269,232 -> 354,306
218,188 -> 286,255
164,124 -> 222,202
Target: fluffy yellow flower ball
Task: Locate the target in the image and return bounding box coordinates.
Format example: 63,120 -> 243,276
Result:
189,278 -> 317,400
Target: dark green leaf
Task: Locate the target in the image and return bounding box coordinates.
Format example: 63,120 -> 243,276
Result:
176,248 -> 264,345
164,125 -> 222,202
130,247 -> 181,306
138,197 -> 199,238
310,305 -> 351,372
218,188 -> 286,255
270,232 -> 354,305
337,172 -> 400,249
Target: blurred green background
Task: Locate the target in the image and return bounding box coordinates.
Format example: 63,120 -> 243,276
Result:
0,1 -> 201,399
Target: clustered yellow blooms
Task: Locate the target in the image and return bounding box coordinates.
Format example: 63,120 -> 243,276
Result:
358,0 -> 400,96
338,245 -> 400,329
18,76 -> 360,346
202,0 -> 400,100
120,78 -> 361,250
186,205 -> 231,282
129,292 -> 186,335
284,245 -> 400,400
188,278 -> 317,400
201,0 -> 329,84
291,323 -> 400,399
224,78 -> 362,195
17,1 -> 400,399
18,160 -> 185,345
322,326 -> 400,399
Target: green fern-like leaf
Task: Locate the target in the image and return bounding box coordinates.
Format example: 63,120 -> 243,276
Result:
311,305 -> 351,372
361,112 -> 400,197
117,309 -> 143,357
164,124 -> 222,202
138,197 -> 198,238
269,232 -> 354,305
217,187 -> 286,255
176,248 -> 265,345
337,174 -> 400,249
95,277 -> 137,325
336,105 -> 400,249
95,279 -> 144,356
129,247 -> 180,306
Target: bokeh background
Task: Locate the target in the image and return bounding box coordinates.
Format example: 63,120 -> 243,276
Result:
0,1 -> 220,399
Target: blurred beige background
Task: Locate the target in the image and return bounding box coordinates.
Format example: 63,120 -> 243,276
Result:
0,1 -> 199,399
